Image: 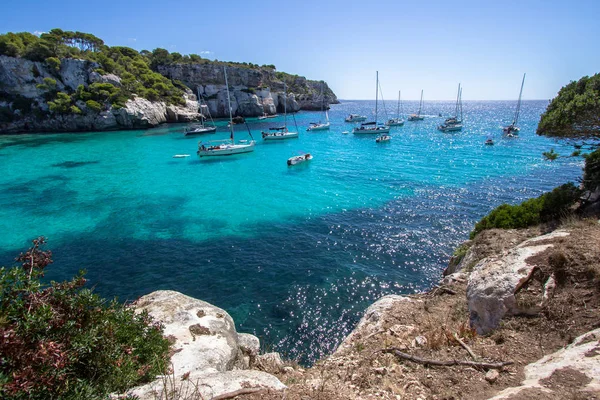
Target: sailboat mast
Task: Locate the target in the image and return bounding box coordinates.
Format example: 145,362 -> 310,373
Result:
514,73 -> 526,125
455,83 -> 461,118
284,82 -> 287,128
418,90 -> 423,116
459,87 -> 463,122
224,66 -> 234,141
397,91 -> 400,119
375,71 -> 379,123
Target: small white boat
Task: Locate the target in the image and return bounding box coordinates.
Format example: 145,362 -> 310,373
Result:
287,153 -> 313,166
342,131 -> 349,134
172,154 -> 190,158
408,90 -> 425,121
308,82 -> 330,131
503,73 -> 525,136
438,84 -> 464,132
345,114 -> 367,122
184,124 -> 216,135
307,122 -> 330,131
258,113 -> 278,120
387,91 -> 405,126
376,135 -> 391,143
197,67 -> 255,158
353,122 -> 390,134
262,127 -> 298,140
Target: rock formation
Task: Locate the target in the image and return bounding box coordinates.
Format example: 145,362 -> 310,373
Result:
127,290 -> 285,399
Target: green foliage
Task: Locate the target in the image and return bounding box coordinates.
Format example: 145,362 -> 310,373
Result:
583,148 -> 600,191
470,183 -> 582,238
537,73 -> 600,137
48,92 -> 73,114
85,99 -> 103,112
0,237 -> 169,399
45,57 -> 61,71
543,148 -> 559,161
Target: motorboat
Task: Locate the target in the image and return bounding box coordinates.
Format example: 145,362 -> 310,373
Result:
345,114 -> 367,122
376,134 -> 391,143
485,138 -> 494,145
287,153 -> 313,166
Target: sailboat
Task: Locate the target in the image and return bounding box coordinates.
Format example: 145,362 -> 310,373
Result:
197,67 -> 255,157
353,71 -> 390,134
503,73 -> 526,136
307,81 -> 330,131
261,83 -> 299,140
408,90 -> 425,121
387,91 -> 405,126
438,84 -> 463,132
185,88 -> 217,135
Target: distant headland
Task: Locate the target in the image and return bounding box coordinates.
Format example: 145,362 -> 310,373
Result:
0,29 -> 338,133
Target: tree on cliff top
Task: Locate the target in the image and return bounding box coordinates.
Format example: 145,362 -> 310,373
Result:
537,73 -> 600,138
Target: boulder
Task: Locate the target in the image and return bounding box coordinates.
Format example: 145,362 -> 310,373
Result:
127,290 -> 285,399
467,230 -> 570,335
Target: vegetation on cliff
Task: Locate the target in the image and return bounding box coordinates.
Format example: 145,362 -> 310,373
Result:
537,73 -> 600,137
0,237 -> 169,399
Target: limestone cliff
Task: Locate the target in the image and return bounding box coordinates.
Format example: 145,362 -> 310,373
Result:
0,55 -> 200,133
158,63 -> 338,118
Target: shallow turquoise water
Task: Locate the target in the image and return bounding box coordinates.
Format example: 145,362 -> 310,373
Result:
0,100 -> 584,363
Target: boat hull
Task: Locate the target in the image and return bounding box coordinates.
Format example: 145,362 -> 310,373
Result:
197,142 -> 256,157
387,119 -> 405,126
502,126 -> 520,135
438,124 -> 463,132
345,116 -> 367,122
262,132 -> 298,140
184,126 -> 217,135
287,154 -> 313,166
352,126 -> 390,134
408,116 -> 424,121
307,123 -> 330,131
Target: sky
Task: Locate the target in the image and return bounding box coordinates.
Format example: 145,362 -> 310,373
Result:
1,0 -> 599,100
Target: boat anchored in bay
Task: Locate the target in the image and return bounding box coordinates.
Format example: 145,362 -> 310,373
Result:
408,90 -> 425,121
503,73 -> 526,136
438,83 -> 463,132
353,71 -> 390,134
307,81 -> 330,131
387,90 -> 405,127
262,82 -> 299,140
197,67 -> 255,157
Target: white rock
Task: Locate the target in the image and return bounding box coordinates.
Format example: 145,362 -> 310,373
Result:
489,329 -> 600,399
485,369 -> 500,383
467,230 -> 570,334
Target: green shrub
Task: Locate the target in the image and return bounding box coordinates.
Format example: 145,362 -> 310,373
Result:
0,237 -> 169,399
471,183 -> 581,238
85,99 -> 102,112
45,57 -> 61,71
583,149 -> 600,191
48,92 -> 72,114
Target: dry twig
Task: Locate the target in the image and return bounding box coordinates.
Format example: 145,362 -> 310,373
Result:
377,348 -> 512,370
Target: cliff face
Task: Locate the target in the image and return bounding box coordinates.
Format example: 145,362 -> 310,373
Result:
0,55 -> 200,133
158,63 -> 338,118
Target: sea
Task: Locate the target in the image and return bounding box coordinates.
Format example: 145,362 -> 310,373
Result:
0,100 -> 584,364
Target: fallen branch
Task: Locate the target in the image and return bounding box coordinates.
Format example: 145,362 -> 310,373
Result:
452,333 -> 478,361
379,348 -> 512,370
211,387 -> 266,400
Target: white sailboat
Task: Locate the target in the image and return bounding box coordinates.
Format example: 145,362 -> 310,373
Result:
387,90 -> 405,126
353,71 -> 390,134
307,81 -> 330,131
197,67 -> 255,157
185,88 -> 217,135
503,73 -> 526,136
262,82 -> 298,140
438,83 -> 463,132
408,90 -> 425,121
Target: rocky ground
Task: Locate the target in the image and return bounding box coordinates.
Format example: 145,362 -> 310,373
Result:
121,218 -> 600,400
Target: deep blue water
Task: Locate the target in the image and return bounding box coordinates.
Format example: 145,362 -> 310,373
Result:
0,100 -> 584,364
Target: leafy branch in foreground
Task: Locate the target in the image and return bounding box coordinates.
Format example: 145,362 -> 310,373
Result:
0,237 -> 170,399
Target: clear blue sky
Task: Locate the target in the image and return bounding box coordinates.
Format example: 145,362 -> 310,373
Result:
1,0 -> 599,100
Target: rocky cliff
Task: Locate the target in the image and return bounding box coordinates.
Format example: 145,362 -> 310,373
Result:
0,54 -> 338,133
0,55 -> 200,133
158,63 -> 338,118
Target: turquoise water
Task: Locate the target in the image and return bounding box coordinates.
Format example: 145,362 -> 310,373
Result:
0,100 -> 584,363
